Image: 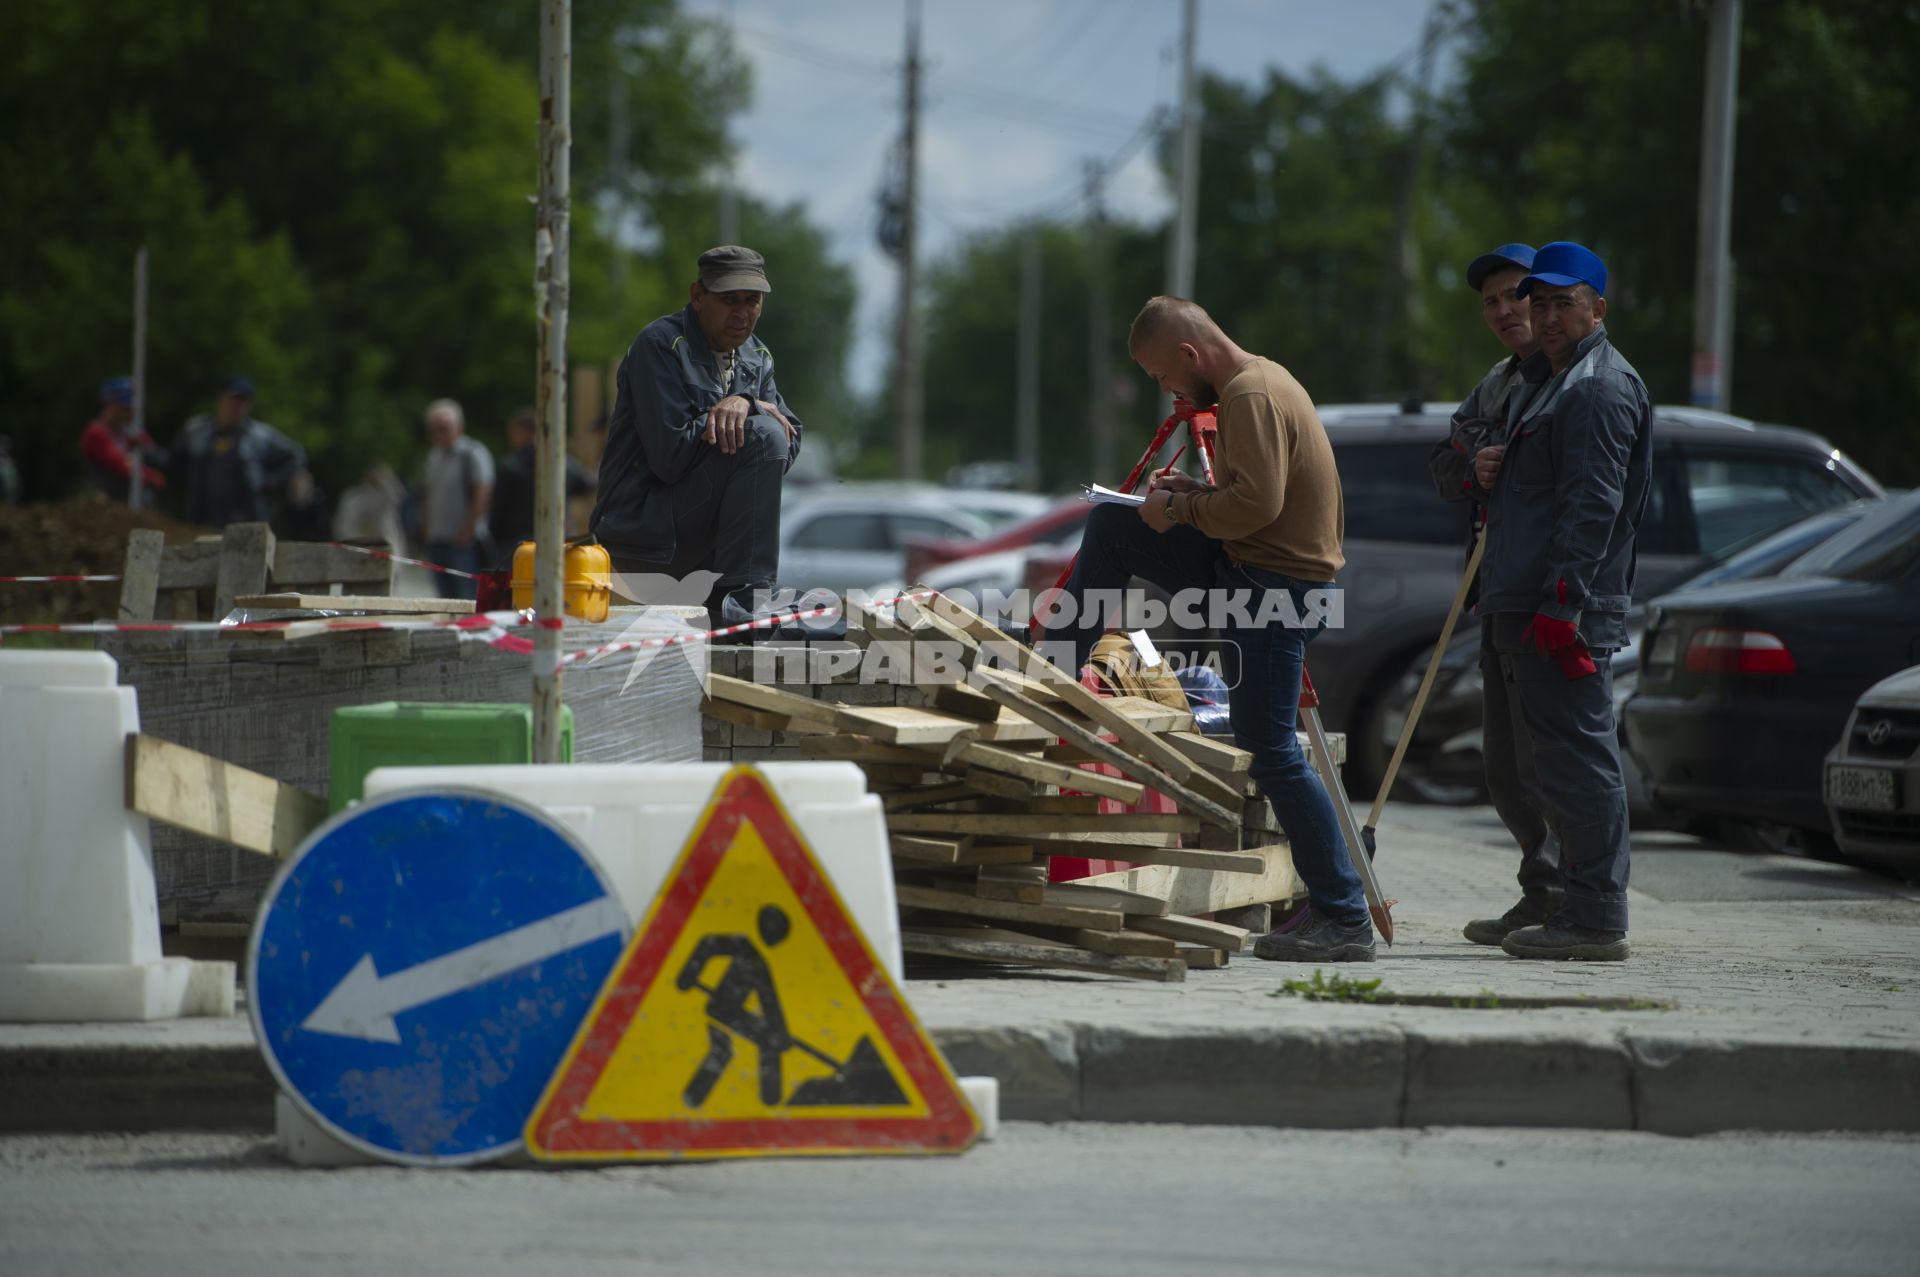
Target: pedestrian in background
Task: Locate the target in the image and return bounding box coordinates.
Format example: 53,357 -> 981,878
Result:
490,406 -> 596,567
169,375 -> 312,529
1476,241 -> 1652,962
418,398 -> 493,599
80,375 -> 167,504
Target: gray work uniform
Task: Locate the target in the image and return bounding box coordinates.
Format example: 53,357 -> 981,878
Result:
589,304 -> 803,602
1481,326 -> 1652,932
1428,356 -> 1561,909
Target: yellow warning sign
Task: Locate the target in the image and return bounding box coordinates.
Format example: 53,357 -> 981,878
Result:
525,766 -> 978,1160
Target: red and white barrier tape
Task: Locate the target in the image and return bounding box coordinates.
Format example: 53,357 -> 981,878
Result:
326,541 -> 480,580
0,573 -> 122,583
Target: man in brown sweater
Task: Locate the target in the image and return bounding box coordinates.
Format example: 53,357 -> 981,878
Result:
1047,296 -> 1372,962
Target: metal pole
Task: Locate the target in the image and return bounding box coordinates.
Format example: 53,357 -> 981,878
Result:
1166,0 -> 1199,300
894,0 -> 924,480
1085,163 -> 1114,479
1016,226 -> 1042,490
533,0 -> 571,764
129,247 -> 148,512
1690,0 -> 1741,410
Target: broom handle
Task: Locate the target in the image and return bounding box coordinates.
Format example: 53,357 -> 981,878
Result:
1365,529 -> 1487,829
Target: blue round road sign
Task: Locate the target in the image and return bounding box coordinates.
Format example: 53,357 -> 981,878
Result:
249,788 -> 629,1165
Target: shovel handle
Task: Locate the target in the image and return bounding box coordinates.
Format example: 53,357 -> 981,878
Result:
1365,530 -> 1486,829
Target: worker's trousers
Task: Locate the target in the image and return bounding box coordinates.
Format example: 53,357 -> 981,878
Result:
1487,615 -> 1631,932
1051,504 -> 1369,929
1479,619 -> 1564,911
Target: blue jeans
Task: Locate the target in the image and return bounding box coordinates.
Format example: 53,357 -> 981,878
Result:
1051,504 -> 1368,928
425,540 -> 481,600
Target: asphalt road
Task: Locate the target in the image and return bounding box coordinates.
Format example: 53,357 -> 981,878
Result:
3,1125 -> 1915,1277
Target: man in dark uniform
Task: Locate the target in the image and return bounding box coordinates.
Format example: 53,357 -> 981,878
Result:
589,246 -> 803,627
1476,241 -> 1652,961
1429,244 -> 1567,946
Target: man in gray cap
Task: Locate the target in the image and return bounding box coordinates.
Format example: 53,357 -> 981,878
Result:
590,245 -> 804,627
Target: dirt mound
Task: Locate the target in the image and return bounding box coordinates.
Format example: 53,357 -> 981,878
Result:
0,497 -> 208,624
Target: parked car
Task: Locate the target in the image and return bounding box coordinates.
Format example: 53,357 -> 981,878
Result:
1825,665 -> 1920,879
900,496 -> 1088,584
1413,500 -> 1884,808
1624,489 -> 1920,852
1308,402 -> 1883,798
780,485 -> 993,594
939,488 -> 1053,530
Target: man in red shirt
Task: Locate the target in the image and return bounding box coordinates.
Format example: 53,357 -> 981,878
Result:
79,376 -> 166,504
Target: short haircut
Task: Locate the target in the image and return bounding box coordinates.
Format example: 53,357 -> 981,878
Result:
424,397 -> 464,426
1128,296 -> 1218,353
508,407 -> 537,432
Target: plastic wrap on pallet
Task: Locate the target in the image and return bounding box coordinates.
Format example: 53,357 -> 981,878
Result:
97,605 -> 706,921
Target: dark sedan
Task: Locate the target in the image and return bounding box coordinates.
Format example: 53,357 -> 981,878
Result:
1624,491 -> 1920,847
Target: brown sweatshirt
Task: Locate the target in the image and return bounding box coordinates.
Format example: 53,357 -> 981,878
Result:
1168,357 -> 1345,581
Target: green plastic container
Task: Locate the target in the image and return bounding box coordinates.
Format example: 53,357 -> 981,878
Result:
328,701 -> 574,812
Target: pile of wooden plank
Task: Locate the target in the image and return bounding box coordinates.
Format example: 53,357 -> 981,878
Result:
700,592 -> 1299,983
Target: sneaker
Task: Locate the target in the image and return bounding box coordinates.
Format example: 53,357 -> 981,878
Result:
1461,896 -> 1555,947
1252,913 -> 1376,963
1500,922 -> 1630,962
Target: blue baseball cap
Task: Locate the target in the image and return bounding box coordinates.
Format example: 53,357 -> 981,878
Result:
1517,241 -> 1607,298
99,375 -> 134,404
1465,243 -> 1535,291
221,374 -> 255,398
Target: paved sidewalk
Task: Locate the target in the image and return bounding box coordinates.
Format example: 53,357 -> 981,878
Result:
4,804 -> 1917,1136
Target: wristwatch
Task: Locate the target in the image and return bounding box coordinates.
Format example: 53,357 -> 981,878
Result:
1163,491 -> 1180,523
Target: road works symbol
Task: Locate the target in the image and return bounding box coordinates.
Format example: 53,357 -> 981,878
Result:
249,789 -> 629,1167
525,766 -> 979,1161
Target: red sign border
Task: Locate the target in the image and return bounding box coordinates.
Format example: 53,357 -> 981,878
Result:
526,766 -> 979,1159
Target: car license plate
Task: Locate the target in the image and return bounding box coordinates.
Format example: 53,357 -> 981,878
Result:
1825,764 -> 1898,812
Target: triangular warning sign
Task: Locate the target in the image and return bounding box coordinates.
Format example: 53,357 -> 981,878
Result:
526,766 -> 979,1161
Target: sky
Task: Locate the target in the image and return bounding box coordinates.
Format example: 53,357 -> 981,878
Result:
691,0 -> 1440,395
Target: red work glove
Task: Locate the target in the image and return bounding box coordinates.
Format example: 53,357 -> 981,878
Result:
1521,613 -> 1598,680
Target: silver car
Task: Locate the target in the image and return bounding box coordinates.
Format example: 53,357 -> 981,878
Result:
1825,665 -> 1920,880
780,484 -> 993,595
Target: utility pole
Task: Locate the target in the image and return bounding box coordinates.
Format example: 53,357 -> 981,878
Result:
1085,163 -> 1115,479
1690,0 -> 1741,410
1016,226 -> 1042,491
1166,0 -> 1199,301
129,247 -> 148,512
893,0 -> 924,480
1365,8 -> 1443,401
533,0 -> 571,764
717,0 -> 739,243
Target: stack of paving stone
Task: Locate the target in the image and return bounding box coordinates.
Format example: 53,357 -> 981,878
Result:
698,592 -> 1331,982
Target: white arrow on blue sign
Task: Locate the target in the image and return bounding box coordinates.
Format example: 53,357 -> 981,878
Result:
249,788 -> 630,1166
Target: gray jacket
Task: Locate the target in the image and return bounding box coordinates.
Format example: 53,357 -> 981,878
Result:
170,414 -> 306,528
1480,326 -> 1652,649
589,304 -> 802,559
1429,353 -> 1529,505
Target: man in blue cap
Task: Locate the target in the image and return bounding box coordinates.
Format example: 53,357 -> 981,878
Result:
1475,241 -> 1652,961
80,376 -> 168,504
169,375 -> 313,529
1428,244 -> 1567,948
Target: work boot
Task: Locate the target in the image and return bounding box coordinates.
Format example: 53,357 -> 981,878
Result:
1500,922 -> 1630,962
1252,913 -> 1375,963
1461,896 -> 1556,947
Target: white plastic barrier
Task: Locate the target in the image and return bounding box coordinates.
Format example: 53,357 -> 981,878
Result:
0,651 -> 234,1021
361,762 -> 901,979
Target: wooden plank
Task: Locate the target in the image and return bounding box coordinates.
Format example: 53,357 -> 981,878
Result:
232,592 -> 474,615
832,704 -> 981,748
153,542 -> 223,590
881,782 -> 980,812
1022,842 -> 1268,875
969,667 -> 1241,829
887,812 -> 1198,836
901,930 -> 1185,983
707,674 -> 841,724
1165,731 -> 1252,775
118,529 -> 165,622
272,541 -> 395,591
124,733 -> 326,860
1044,881 -> 1170,917
863,763 -> 937,787
945,741 -> 1144,804
1074,695 -> 1194,735
699,698 -> 833,737
980,795 -> 1103,816
962,768 -> 1040,800
888,834 -> 972,863
895,884 -> 1122,931
1003,924 -> 1180,958
973,706 -> 1056,744
1179,946 -> 1230,970
1127,912 -> 1251,952
1081,850 -> 1302,916
798,736 -> 946,766
213,522 -> 274,620
927,683 -> 1001,722
973,862 -> 1048,905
